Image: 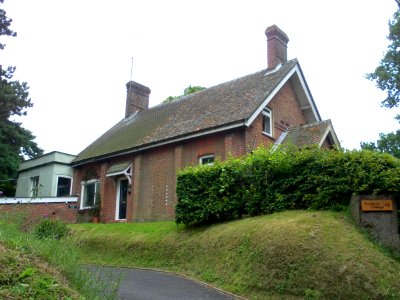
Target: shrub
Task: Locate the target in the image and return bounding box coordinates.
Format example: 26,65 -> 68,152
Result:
175,146 -> 400,226
33,219 -> 69,240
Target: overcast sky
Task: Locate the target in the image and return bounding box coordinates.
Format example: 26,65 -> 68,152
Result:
2,0 -> 399,155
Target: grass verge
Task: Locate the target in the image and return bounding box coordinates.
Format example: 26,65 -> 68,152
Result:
71,210 -> 400,299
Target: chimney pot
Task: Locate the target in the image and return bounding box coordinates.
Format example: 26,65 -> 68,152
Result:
265,25 -> 289,69
125,81 -> 151,117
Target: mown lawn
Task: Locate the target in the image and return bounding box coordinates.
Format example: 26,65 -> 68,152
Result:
71,210 -> 400,299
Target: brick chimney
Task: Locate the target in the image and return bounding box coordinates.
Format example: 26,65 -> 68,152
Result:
125,81 -> 151,117
265,25 -> 289,69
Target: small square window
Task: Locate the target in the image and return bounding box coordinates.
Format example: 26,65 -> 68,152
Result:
262,107 -> 272,136
199,154 -> 214,165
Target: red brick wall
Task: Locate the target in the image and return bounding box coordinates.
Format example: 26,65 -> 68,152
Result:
246,81 -> 307,151
223,130 -> 247,158
72,163 -> 103,195
269,81 -> 307,134
131,134 -> 231,222
133,146 -> 176,222
180,132 -> 225,165
0,202 -> 79,224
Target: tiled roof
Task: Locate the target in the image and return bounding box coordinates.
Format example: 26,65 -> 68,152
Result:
279,120 -> 334,148
74,59 -> 298,164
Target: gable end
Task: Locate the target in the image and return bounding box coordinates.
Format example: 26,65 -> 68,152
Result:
245,63 -> 321,127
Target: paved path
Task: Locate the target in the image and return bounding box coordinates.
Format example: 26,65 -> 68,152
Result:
88,266 -> 240,300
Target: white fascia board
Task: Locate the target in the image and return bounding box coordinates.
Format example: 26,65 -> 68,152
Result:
73,122 -> 245,167
245,64 -> 321,127
318,124 -> 340,148
106,171 -> 126,177
0,197 -> 78,204
329,124 -> 341,147
106,164 -> 132,178
318,126 -> 331,148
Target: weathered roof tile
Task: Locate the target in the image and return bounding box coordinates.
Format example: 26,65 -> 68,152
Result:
74,59 -> 298,164
280,120 -> 334,148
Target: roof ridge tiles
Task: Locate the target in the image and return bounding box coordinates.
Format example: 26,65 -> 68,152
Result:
143,58 -> 298,112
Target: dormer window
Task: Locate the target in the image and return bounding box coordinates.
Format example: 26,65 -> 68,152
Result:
262,107 -> 272,137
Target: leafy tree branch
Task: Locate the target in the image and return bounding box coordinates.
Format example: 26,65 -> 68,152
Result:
0,1 -> 43,196
163,85 -> 206,103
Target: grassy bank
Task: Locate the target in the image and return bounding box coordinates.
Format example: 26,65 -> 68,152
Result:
71,210 -> 400,299
0,213 -> 119,299
0,242 -> 82,299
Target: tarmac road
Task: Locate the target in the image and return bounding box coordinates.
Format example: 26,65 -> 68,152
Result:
88,265 -> 240,300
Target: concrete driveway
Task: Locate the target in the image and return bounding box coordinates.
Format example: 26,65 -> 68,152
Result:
88,266 -> 241,300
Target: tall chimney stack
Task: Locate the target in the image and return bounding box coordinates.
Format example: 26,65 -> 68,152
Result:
265,25 -> 289,69
125,81 -> 151,117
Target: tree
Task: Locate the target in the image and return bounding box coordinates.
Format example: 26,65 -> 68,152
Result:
360,130 -> 400,158
366,2 -> 400,109
0,2 -> 43,196
362,2 -> 400,159
163,85 -> 206,103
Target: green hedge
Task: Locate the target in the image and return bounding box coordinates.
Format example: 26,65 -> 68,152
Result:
175,147 -> 400,225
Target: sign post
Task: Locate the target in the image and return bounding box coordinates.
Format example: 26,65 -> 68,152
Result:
350,195 -> 399,251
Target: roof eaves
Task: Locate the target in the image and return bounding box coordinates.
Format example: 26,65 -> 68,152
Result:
18,161 -> 73,174
293,62 -> 322,122
72,120 -> 246,167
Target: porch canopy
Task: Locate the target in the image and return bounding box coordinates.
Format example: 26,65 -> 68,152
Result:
106,161 -> 132,184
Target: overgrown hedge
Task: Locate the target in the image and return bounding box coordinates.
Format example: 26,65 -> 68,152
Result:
175,146 -> 400,225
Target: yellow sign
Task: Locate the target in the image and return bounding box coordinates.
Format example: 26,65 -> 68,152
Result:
361,199 -> 393,212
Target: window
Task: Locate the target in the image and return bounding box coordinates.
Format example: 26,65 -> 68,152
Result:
81,180 -> 100,208
262,107 -> 272,136
199,154 -> 214,165
31,176 -> 40,197
56,176 -> 72,197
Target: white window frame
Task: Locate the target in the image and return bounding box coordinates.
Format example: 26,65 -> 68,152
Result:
199,154 -> 215,165
30,176 -> 40,198
262,107 -> 273,137
55,175 -> 73,197
80,179 -> 100,209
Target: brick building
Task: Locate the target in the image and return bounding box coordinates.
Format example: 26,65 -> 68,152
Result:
72,25 -> 339,223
